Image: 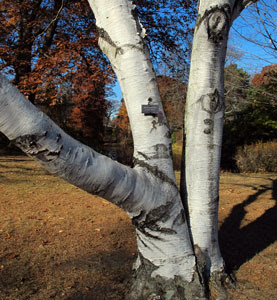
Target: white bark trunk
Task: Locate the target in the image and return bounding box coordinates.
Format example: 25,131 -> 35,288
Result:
183,0 -> 253,275
88,0 -> 199,285
1,73 -> 201,300
0,73 -> 202,298
88,0 -> 175,181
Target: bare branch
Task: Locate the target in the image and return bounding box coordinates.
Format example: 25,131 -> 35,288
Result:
35,0 -> 64,40
255,4 -> 277,51
232,0 -> 259,21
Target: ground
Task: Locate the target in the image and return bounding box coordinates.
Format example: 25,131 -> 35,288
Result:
0,156 -> 276,300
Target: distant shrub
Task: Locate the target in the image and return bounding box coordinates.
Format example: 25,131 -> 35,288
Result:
235,141 -> 277,173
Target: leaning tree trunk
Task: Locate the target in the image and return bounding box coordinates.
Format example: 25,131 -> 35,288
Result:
182,0 -> 258,288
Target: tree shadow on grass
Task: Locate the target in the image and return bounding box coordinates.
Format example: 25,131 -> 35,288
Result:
219,179 -> 277,271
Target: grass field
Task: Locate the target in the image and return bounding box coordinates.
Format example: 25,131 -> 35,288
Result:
0,156 -> 276,300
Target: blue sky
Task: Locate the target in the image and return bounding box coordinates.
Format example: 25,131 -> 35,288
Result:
229,1 -> 276,74
111,2 -> 276,102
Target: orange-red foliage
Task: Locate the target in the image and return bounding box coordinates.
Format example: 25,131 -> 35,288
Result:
251,64 -> 277,86
114,101 -> 132,143
157,76 -> 186,133
0,0 -> 113,145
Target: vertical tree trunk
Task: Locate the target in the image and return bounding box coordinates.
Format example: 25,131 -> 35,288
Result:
182,0 -> 256,285
183,1 -> 230,277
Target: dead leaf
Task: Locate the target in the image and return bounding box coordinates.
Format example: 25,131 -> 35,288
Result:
8,253 -> 19,259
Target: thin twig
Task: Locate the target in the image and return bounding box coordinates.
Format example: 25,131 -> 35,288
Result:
36,0 -> 64,40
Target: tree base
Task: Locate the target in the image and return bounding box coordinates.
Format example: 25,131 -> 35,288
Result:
126,255 -> 207,300
209,271 -> 236,300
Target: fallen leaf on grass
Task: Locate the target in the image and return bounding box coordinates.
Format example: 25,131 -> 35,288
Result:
8,253 -> 19,259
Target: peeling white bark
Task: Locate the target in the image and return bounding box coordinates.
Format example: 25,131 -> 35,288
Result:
184,0 -> 251,273
88,0 -> 175,182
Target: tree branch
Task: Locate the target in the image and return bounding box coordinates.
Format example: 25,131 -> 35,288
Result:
232,0 -> 259,21
0,73 -> 152,214
36,0 -> 64,41
89,0 -> 175,183
255,3 -> 277,51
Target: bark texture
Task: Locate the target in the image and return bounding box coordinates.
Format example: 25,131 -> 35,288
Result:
0,71 -> 201,299
182,0 -> 253,285
128,255 -> 206,300
184,1 -> 231,275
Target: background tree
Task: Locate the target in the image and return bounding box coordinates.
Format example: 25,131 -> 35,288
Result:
0,0 -> 113,147
229,0 -> 276,72
134,0 -> 197,74
0,0 -> 198,149
224,63 -> 250,116
222,63 -> 277,170
157,76 -> 187,136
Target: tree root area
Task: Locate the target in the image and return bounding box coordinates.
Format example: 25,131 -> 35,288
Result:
127,254 -> 207,300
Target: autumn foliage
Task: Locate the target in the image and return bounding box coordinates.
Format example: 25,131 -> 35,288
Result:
157,76 -> 186,135
222,64 -> 277,170
114,101 -> 132,144
0,0 -> 198,149
0,0 -> 113,146
251,64 -> 277,86
114,76 -> 186,146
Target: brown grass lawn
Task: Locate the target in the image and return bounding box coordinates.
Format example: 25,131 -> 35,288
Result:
0,156 -> 276,300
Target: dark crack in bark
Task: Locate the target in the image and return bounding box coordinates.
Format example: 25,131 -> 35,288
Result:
137,151 -> 151,160
128,252 -> 207,300
209,270 -> 235,300
97,25 -> 145,57
133,159 -> 177,189
194,245 -> 209,287
201,89 -> 224,114
97,26 -> 117,48
172,209 -> 186,227
12,133 -> 62,162
132,203 -> 177,241
196,4 -> 231,44
198,89 -> 224,134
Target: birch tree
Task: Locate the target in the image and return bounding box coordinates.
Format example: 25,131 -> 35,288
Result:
0,0 -> 258,299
